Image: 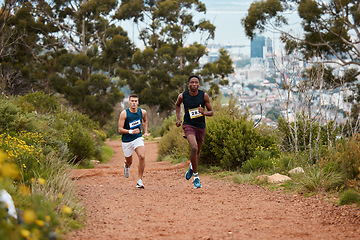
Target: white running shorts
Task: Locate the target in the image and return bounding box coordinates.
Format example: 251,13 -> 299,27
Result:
122,137 -> 144,157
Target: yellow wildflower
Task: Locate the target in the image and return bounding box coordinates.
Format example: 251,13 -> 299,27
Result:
35,219 -> 45,227
22,209 -> 36,224
38,178 -> 46,185
0,163 -> 19,179
20,229 -> 31,238
61,205 -> 72,214
19,184 -> 31,196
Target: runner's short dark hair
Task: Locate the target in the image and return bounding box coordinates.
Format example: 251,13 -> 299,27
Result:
188,75 -> 201,83
129,94 -> 139,99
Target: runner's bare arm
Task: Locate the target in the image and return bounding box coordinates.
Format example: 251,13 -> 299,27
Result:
118,110 -> 140,134
142,109 -> 149,139
175,93 -> 183,127
199,93 -> 213,117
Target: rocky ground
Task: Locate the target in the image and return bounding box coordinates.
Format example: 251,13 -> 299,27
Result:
66,139 -> 360,240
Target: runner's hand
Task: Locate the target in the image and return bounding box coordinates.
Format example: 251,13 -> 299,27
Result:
199,104 -> 204,115
176,120 -> 181,127
132,128 -> 140,134
144,133 -> 149,140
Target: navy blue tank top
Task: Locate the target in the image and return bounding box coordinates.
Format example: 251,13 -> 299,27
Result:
182,90 -> 206,129
122,108 -> 143,142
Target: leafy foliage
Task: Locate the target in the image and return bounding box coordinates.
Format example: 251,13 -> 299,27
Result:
0,92 -> 111,238
157,125 -> 188,161
339,189 -> 360,206
241,146 -> 280,173
277,115 -> 339,158
201,112 -> 277,169
115,0 -> 233,113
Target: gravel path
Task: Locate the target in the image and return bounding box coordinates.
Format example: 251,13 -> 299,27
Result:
66,139 -> 360,240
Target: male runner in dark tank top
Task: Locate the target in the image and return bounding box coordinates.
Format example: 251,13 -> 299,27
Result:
175,75 -> 213,188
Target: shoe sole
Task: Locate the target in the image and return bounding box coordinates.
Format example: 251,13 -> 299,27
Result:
136,184 -> 145,189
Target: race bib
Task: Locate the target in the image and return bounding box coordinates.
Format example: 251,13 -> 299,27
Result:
189,107 -> 203,119
129,119 -> 141,129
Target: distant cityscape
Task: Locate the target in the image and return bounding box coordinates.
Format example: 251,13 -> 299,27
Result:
200,36 -> 360,126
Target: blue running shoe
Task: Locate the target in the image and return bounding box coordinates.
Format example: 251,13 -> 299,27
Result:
193,178 -> 202,188
185,163 -> 193,180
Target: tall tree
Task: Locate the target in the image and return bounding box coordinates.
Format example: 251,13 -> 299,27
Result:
242,0 -> 360,128
0,1 -> 45,95
115,0 -> 233,113
31,0 -> 135,125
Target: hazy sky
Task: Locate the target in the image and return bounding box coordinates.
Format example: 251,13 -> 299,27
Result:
194,0 -> 302,50
120,0 -> 302,55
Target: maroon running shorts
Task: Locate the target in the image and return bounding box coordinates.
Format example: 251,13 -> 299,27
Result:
182,124 -> 206,145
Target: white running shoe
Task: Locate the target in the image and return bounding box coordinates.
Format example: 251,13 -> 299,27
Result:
136,179 -> 145,189
124,163 -> 130,178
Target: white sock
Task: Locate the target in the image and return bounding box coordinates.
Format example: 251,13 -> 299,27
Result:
189,163 -> 193,170
194,173 -> 198,178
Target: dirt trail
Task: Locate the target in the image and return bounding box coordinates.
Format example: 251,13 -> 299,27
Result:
66,139 -> 360,240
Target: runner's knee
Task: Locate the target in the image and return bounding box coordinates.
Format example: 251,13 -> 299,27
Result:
138,154 -> 145,161
190,145 -> 198,153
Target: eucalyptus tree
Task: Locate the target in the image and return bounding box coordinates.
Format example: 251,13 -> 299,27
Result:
242,0 -> 360,134
32,0 -> 135,125
0,0 -> 47,95
115,0 -> 234,113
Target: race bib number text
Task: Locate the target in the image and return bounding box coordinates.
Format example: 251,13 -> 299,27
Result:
189,107 -> 203,119
129,119 -> 141,129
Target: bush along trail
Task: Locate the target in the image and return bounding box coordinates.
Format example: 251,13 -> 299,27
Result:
67,139 -> 360,240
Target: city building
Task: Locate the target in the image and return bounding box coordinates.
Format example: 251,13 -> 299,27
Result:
251,36 -> 265,59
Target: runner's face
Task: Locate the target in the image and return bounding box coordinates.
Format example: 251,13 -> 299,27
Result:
129,97 -> 139,109
188,77 -> 200,92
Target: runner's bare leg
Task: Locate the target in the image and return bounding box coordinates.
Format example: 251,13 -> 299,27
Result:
125,156 -> 133,167
135,145 -> 145,179
186,134 -> 199,173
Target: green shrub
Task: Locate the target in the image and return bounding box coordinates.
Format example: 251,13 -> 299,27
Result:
273,154 -> 294,173
337,138 -> 360,180
339,189 -> 360,206
67,123 -> 96,163
295,166 -> 344,192
0,131 -> 46,182
0,94 -> 107,238
159,115 -> 177,136
0,99 -> 21,133
158,125 -> 188,161
201,113 -> 278,169
0,150 -> 83,239
241,149 -> 273,173
319,137 -> 360,181
18,91 -> 59,114
277,116 -> 339,154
